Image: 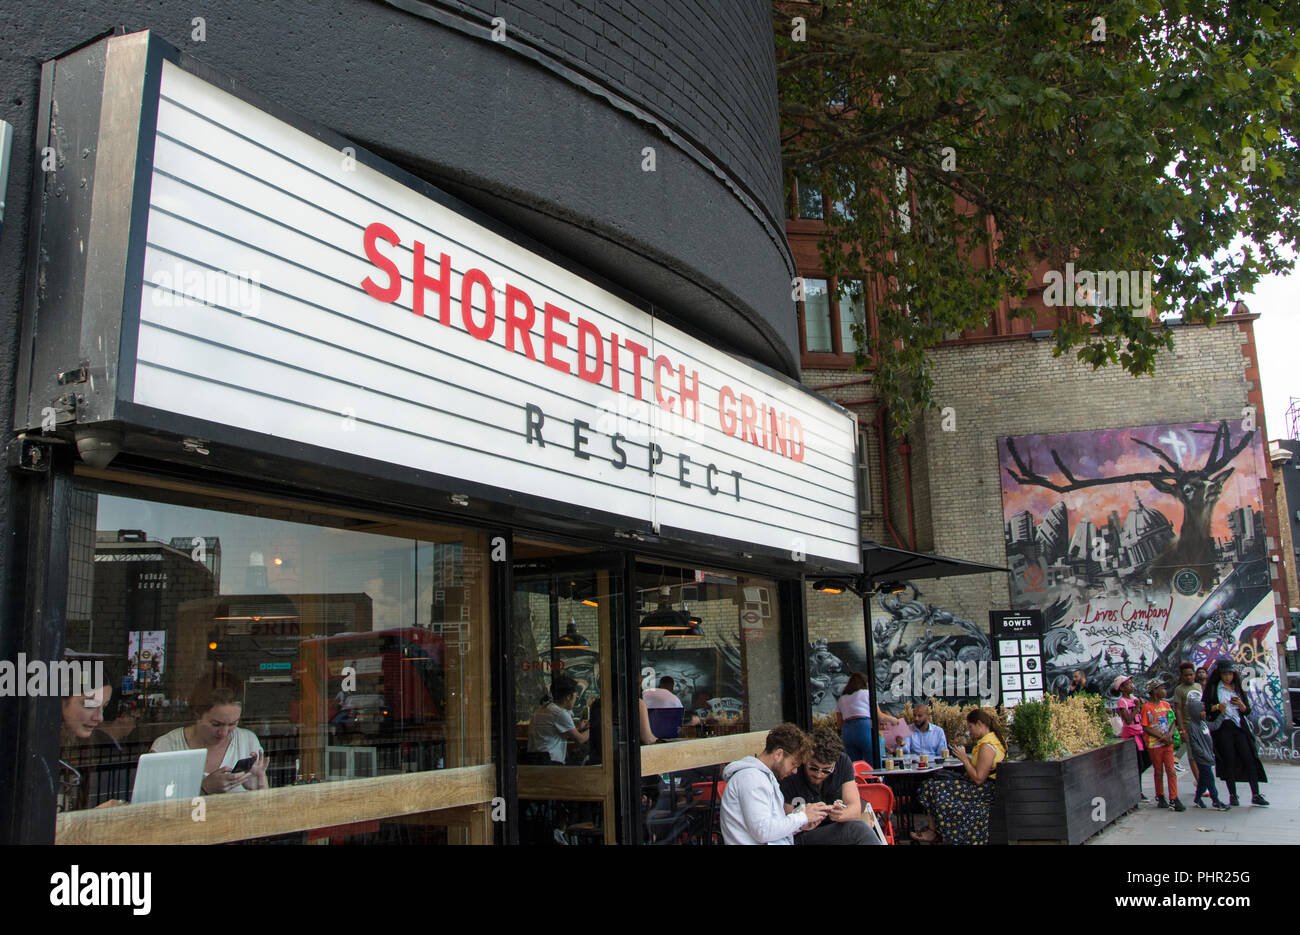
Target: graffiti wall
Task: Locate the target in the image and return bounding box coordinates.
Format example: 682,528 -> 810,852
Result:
999,419 -> 1295,751
807,584 -> 996,719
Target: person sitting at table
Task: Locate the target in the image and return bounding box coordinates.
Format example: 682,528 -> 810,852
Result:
150,684 -> 269,793
643,676 -> 683,709
909,708 -> 1006,844
525,675 -> 590,765
903,703 -> 947,758
721,723 -> 829,845
57,664 -> 132,810
780,726 -> 881,845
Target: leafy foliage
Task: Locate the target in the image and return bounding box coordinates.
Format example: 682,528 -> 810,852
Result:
778,0 -> 1300,434
1010,697 -> 1061,760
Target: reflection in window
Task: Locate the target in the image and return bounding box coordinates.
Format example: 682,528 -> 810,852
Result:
642,763 -> 727,845
58,486 -> 491,833
803,278 -> 832,353
805,584 -> 868,734
513,568 -> 603,766
637,563 -> 783,739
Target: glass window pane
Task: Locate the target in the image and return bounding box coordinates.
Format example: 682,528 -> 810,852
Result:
641,763 -> 727,845
637,563 -> 784,737
514,566 -> 607,766
806,584 -> 870,748
58,485 -> 492,838
804,278 -> 831,353
831,180 -> 855,221
839,280 -> 866,355
797,172 -> 824,219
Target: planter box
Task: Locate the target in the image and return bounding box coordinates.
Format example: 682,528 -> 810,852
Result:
989,740 -> 1138,844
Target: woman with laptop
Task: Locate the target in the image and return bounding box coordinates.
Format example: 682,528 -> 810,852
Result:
150,685 -> 268,793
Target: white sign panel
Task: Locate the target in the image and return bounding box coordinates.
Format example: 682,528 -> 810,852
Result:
133,62 -> 859,565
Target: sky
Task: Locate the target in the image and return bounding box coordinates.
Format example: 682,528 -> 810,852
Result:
1242,269 -> 1300,443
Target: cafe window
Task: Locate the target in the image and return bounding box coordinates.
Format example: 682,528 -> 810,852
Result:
510,545 -> 624,845
805,584 -> 869,733
637,562 -> 785,737
55,478 -> 494,844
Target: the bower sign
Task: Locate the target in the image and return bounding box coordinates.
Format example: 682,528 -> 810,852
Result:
131,59 -> 859,566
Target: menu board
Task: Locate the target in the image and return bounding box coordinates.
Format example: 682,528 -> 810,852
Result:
989,610 -> 1045,708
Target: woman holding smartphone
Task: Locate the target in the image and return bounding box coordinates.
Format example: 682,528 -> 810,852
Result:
1203,661 -> 1268,806
150,685 -> 268,793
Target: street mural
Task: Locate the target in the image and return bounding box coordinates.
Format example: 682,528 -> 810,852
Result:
809,583 -> 995,718
999,419 -> 1296,753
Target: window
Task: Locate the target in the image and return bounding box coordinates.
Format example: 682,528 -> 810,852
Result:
56,481 -> 494,844
799,277 -> 869,360
637,562 -> 785,737
857,423 -> 873,513
831,179 -> 856,221
803,278 -> 832,352
796,170 -> 825,220
839,280 -> 867,355
805,585 -> 867,729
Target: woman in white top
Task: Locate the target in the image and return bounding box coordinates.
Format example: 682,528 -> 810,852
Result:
150,686 -> 268,794
834,671 -> 898,763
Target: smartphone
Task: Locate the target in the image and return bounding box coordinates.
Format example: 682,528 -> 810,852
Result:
231,756 -> 256,773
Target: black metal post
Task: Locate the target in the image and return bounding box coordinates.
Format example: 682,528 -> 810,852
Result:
861,576 -> 879,768
490,529 -> 517,844
781,575 -> 811,729
3,458 -> 74,843
614,551 -> 642,844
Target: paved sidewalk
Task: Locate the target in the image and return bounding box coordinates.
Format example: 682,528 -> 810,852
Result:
1087,759 -> 1300,845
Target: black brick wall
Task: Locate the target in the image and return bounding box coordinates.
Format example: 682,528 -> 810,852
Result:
454,0 -> 786,223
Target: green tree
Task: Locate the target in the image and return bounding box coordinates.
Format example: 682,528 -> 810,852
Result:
778,0 -> 1300,435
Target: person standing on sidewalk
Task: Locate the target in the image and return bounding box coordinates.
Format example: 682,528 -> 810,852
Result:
1204,661 -> 1269,807
1172,663 -> 1199,780
1114,676 -> 1150,800
1141,679 -> 1185,811
1185,686 -> 1230,810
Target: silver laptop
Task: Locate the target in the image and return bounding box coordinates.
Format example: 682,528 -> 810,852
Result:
131,749 -> 206,804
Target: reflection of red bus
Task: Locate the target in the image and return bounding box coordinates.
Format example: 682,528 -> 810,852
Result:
299,628 -> 445,743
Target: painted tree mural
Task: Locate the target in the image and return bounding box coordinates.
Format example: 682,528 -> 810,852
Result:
1004,419 -> 1254,591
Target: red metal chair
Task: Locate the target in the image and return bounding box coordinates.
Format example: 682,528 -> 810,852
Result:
852,760 -> 882,783
688,779 -> 727,845
856,778 -> 896,844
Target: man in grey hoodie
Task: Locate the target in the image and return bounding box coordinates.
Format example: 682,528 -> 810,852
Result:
721,723 -> 830,845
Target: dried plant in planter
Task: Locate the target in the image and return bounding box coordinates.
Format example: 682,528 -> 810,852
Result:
1010,695 -> 1106,760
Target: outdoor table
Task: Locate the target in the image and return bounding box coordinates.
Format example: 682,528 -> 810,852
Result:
876,758 -> 966,841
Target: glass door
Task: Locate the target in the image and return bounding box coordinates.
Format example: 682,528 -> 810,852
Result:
511,547 -> 626,844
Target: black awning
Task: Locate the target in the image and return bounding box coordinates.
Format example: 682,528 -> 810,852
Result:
860,539 -> 1008,582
